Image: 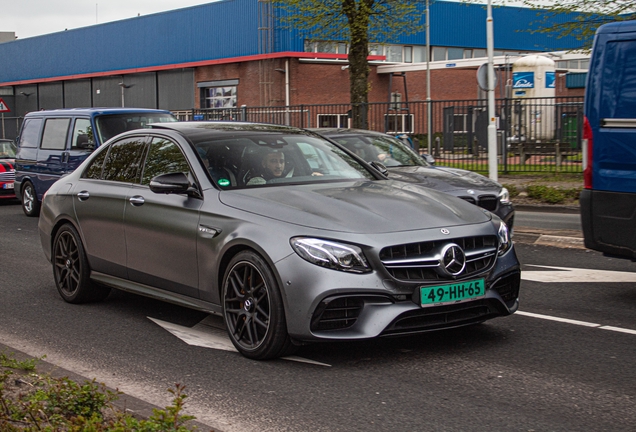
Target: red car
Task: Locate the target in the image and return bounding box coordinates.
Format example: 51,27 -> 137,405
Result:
0,139 -> 16,200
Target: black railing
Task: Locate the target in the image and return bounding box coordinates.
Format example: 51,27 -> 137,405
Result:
175,96 -> 584,174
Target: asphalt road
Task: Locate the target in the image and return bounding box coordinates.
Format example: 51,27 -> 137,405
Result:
1,200 -> 634,431
515,210 -> 582,232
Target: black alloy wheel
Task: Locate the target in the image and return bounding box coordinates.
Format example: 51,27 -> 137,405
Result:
223,251 -> 292,360
52,224 -> 110,303
21,182 -> 41,217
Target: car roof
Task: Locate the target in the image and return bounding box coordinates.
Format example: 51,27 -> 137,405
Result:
24,107 -> 173,118
309,128 -> 390,138
150,121 -> 310,137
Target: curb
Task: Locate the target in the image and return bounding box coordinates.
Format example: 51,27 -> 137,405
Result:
513,203 -> 580,214
0,342 -> 218,431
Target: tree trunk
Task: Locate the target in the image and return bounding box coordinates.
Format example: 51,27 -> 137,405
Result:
344,0 -> 372,129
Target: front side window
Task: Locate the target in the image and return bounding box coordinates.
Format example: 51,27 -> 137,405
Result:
141,137 -> 191,186
71,118 -> 94,150
101,138 -> 147,183
40,118 -> 71,150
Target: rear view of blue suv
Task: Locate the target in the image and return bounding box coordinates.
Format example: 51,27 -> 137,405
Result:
14,108 -> 177,216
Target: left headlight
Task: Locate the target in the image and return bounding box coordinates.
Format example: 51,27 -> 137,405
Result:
498,187 -> 510,204
290,237 -> 371,273
497,222 -> 512,256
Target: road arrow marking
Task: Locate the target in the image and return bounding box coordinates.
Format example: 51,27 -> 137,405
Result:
521,265 -> 636,283
149,316 -> 331,367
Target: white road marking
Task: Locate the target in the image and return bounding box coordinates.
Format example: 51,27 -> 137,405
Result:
149,316 -> 332,367
521,265 -> 636,283
516,311 -> 636,335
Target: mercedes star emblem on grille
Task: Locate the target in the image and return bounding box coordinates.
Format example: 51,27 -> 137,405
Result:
441,228 -> 450,235
439,243 -> 466,276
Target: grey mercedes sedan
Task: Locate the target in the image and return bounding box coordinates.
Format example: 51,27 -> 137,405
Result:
39,122 -> 521,360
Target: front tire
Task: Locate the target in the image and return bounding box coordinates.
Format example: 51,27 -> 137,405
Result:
222,251 -> 291,360
21,181 -> 41,217
52,224 -> 110,303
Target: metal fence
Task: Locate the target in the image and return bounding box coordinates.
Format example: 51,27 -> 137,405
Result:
174,95 -> 585,174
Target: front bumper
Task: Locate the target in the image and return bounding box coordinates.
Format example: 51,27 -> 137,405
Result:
277,243 -> 520,341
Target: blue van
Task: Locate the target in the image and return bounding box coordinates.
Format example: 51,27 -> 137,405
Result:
581,20 -> 636,259
14,108 -> 176,216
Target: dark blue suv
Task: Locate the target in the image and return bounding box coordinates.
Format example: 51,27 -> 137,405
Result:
14,108 -> 176,216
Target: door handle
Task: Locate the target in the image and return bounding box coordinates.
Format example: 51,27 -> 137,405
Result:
129,196 -> 145,206
77,191 -> 90,201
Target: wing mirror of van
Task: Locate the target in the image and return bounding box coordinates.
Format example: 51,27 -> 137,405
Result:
76,134 -> 96,150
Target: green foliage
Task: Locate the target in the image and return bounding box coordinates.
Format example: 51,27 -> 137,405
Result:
502,183 -> 519,198
526,185 -> 582,204
273,0 -> 425,127
0,352 -> 200,431
0,352 -> 40,371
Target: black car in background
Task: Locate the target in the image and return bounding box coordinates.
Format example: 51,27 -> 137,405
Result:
311,129 -> 515,230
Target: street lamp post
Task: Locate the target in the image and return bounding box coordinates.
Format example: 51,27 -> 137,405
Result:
426,0 -> 432,155
486,0 -> 498,181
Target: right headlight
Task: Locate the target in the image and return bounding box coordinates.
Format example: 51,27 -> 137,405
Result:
290,237 -> 371,273
497,222 -> 512,256
498,187 -> 510,204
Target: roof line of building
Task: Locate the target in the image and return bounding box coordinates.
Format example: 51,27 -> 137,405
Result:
0,52 -> 387,87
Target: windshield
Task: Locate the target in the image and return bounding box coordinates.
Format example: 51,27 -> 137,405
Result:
96,113 -> 177,143
330,134 -> 430,167
193,133 -> 376,189
0,140 -> 16,159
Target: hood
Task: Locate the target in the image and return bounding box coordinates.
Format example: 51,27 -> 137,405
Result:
386,166 -> 502,195
0,159 -> 15,173
219,180 -> 491,234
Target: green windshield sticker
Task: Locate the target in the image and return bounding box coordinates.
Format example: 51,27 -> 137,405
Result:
218,178 -> 231,187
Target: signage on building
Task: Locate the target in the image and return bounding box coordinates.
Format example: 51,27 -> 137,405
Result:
0,98 -> 9,112
546,71 -> 556,88
513,72 -> 535,89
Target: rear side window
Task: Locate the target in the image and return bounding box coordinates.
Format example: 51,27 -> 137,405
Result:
40,118 -> 71,150
82,146 -> 109,180
601,39 -> 636,119
18,118 -> 43,148
101,138 -> 147,183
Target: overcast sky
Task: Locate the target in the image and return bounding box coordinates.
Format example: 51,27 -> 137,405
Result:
0,0 -> 546,41
0,0 -> 217,39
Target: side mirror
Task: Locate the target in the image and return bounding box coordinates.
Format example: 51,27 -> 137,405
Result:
149,172 -> 191,194
76,134 -> 96,150
370,161 -> 389,177
421,154 -> 435,165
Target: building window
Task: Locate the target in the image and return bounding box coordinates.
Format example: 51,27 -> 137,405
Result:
385,114 -> 414,134
198,79 -> 238,109
432,47 -> 446,61
317,114 -> 349,128
386,45 -> 403,62
447,48 -> 464,60
413,46 -> 427,63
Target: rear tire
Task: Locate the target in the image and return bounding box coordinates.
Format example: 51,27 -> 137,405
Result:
52,224 -> 110,303
222,251 -> 291,360
21,181 -> 41,217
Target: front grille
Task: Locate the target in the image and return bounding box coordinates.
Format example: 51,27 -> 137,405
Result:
459,195 -> 498,211
382,300 -> 498,334
311,297 -> 364,331
491,272 -> 521,305
0,171 -> 15,182
380,236 -> 498,282
477,195 -> 498,211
